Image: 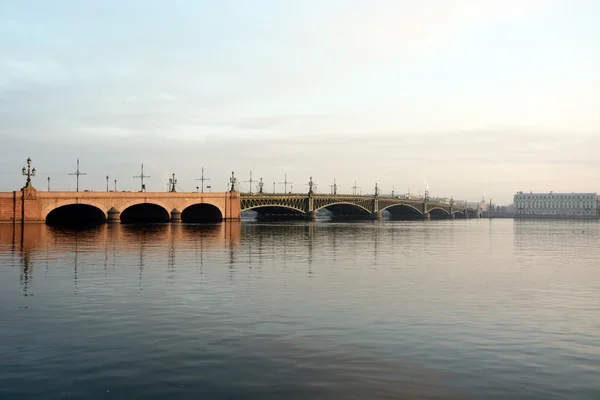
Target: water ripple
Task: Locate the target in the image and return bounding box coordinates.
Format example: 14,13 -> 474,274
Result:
1,220 -> 599,399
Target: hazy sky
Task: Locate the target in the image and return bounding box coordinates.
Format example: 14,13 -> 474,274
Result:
1,0 -> 599,203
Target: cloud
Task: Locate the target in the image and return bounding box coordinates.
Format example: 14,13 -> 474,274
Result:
0,0 -> 598,204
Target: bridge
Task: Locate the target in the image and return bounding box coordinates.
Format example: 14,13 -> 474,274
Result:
241,192 -> 478,220
0,187 -> 478,225
0,188 -> 241,224
0,160 -> 479,224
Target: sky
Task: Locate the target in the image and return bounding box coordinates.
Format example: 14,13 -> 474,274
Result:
1,0 -> 599,204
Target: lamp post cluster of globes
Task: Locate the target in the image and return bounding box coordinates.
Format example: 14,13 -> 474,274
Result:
19,158 -> 463,207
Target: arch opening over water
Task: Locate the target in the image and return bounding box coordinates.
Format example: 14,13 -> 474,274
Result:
429,208 -> 451,219
244,206 -> 306,221
453,210 -> 466,218
384,204 -> 424,220
318,203 -> 373,220
319,203 -> 371,217
181,204 -> 223,223
46,204 -> 106,226
120,204 -> 170,224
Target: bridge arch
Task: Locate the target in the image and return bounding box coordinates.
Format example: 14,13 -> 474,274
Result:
243,204 -> 307,221
45,203 -> 107,226
120,202 -> 170,224
242,204 -> 306,215
380,204 -> 424,216
43,200 -> 108,220
314,202 -> 371,216
181,203 -> 223,223
118,199 -> 172,214
428,207 -> 451,217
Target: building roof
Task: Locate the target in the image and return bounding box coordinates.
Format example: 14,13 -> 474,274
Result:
515,192 -> 597,196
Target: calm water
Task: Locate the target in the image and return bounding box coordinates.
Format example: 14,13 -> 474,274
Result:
1,219 -> 599,399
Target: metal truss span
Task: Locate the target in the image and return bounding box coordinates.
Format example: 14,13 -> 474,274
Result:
313,196 -> 373,214
241,195 -> 306,214
239,193 -> 479,220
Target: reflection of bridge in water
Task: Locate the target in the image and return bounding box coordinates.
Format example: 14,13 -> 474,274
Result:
2,220 -> 467,296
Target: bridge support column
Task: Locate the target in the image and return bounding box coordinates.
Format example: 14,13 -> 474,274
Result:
107,207 -> 120,223
305,211 -> 317,220
171,209 -> 182,223
371,211 -> 383,220
424,212 -> 431,221
450,214 -> 456,220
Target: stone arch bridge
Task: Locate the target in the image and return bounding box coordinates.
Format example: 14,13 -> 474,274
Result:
0,188 -> 240,224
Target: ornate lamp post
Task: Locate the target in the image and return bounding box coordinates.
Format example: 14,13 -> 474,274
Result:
169,173 -> 177,192
307,176 -> 315,195
47,177 -> 50,192
21,157 -> 36,189
229,171 -> 237,192
330,178 -> 339,195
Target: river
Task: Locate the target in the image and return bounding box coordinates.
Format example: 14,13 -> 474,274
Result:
1,219 -> 599,399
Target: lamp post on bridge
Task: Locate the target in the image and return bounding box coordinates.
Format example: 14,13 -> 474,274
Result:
134,163 -> 150,192
330,178 -> 340,195
169,173 -> 177,192
195,166 -> 210,193
244,171 -> 254,194
374,183 -> 379,197
21,157 -> 36,190
307,176 -> 315,195
258,178 -> 264,194
106,175 -> 109,192
279,174 -> 293,194
47,176 -> 50,192
229,171 -> 237,192
352,181 -> 360,196
69,158 -> 86,192
114,179 -> 117,192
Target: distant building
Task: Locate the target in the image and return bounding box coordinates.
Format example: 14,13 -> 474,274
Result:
432,197 -> 451,205
463,196 -> 487,212
514,192 -> 599,218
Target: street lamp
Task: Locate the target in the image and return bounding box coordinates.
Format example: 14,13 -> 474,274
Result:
169,173 -> 177,192
229,172 -> 237,192
21,157 -> 36,189
106,175 -> 109,192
